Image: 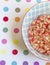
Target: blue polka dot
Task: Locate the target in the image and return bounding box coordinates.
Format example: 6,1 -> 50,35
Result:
36,0 -> 41,3
12,61 -> 17,65
3,7 -> 9,12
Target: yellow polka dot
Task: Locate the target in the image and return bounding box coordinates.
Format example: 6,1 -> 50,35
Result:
25,7 -> 30,12
13,39 -> 19,44
1,49 -> 6,54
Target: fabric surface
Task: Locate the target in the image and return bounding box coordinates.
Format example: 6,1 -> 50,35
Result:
0,0 -> 50,65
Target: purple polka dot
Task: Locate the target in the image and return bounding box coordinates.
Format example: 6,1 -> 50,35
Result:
23,61 -> 28,65
0,62 -> 1,64
2,39 -> 7,44
34,61 -> 39,65
26,0 -> 31,2
14,28 -> 19,33
1,60 -> 6,65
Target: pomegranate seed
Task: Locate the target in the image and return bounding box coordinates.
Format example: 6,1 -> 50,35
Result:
37,29 -> 41,33
48,18 -> 50,20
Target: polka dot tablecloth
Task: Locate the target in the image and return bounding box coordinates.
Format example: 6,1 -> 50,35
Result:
0,0 -> 50,65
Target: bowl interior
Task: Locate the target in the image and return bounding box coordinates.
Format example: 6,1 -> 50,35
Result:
22,1 -> 50,60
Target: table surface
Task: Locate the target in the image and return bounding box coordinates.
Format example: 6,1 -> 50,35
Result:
0,0 -> 50,65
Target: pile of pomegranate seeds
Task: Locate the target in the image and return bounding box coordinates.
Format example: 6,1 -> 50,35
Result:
28,14 -> 50,55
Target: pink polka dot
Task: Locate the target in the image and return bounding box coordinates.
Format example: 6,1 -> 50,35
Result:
2,39 -> 7,44
3,16 -> 9,22
26,0 -> 31,2
48,0 -> 50,1
14,28 -> 19,33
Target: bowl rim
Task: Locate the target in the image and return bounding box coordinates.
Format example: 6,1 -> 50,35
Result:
22,1 -> 50,61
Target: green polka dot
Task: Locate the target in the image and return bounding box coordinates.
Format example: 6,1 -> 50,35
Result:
16,0 -> 21,2
3,27 -> 8,33
23,50 -> 29,55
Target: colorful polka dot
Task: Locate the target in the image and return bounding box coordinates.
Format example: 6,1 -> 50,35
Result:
46,62 -> 50,65
1,49 -> 7,54
26,0 -> 31,2
15,8 -> 20,13
16,0 -> 21,2
14,28 -> 19,33
3,16 -> 9,22
0,60 -> 6,65
23,61 -> 28,65
15,17 -> 20,22
36,0 -> 41,3
25,7 -> 30,12
3,7 -> 9,12
13,39 -> 19,44
23,50 -> 29,55
34,61 -> 39,65
12,61 -> 17,65
3,27 -> 8,33
1,39 -> 7,44
12,49 -> 18,55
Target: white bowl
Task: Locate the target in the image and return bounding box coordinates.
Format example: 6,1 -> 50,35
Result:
22,1 -> 50,60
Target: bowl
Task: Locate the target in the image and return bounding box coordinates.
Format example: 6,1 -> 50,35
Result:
22,1 -> 50,60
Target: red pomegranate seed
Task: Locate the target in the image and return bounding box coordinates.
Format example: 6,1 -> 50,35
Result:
48,32 -> 50,34
37,29 -> 41,33
31,38 -> 34,42
48,18 -> 50,20
46,24 -> 49,28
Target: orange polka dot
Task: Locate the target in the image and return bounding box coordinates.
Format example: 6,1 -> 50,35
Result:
46,62 -> 50,65
15,17 -> 20,22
